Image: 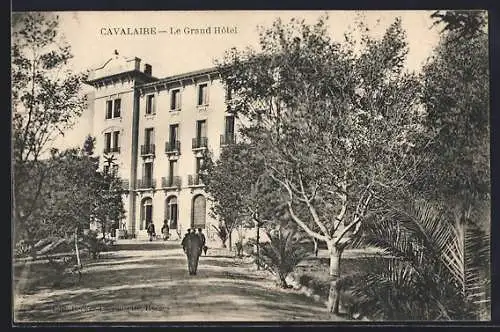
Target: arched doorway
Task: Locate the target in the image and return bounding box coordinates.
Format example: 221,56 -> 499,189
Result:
165,196 -> 178,229
140,197 -> 153,230
192,194 -> 206,229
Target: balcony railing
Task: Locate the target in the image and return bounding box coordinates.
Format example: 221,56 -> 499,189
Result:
165,141 -> 181,154
104,146 -> 121,154
220,134 -> 236,146
192,137 -> 208,150
140,144 -> 155,156
137,178 -> 156,189
188,174 -> 203,186
121,179 -> 130,191
161,176 -> 182,189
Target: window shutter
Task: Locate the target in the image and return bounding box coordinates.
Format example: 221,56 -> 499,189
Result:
205,84 -> 210,105
178,89 -> 182,109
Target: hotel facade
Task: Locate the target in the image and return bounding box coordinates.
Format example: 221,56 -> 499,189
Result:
85,54 -> 238,239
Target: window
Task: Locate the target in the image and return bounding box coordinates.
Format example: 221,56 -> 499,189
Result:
113,99 -> 121,118
195,157 -> 204,175
145,128 -> 154,146
104,132 -> 112,152
144,162 -> 153,182
166,196 -> 178,229
197,83 -> 209,106
196,120 -> 207,139
106,101 -> 113,119
106,99 -> 121,119
170,89 -> 181,110
225,116 -> 235,136
169,160 -> 177,179
146,94 -> 155,115
113,131 -> 120,150
170,124 -> 179,143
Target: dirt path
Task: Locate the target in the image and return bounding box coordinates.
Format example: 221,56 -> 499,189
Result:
14,241 -> 342,322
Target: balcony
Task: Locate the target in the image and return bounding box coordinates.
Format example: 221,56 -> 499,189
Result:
104,146 -> 121,154
192,137 -> 208,150
188,174 -> 203,187
137,178 -> 156,189
165,141 -> 181,155
161,176 -> 182,189
220,134 -> 236,146
140,144 -> 155,156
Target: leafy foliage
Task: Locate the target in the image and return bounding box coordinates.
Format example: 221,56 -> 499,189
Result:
430,10 -> 487,39
345,199 -> 490,320
15,140 -> 125,257
418,22 -> 489,204
217,16 -> 423,284
200,142 -> 270,249
211,223 -> 228,248
12,12 -> 87,244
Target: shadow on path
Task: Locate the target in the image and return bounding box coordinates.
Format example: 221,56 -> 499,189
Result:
14,242 -> 341,322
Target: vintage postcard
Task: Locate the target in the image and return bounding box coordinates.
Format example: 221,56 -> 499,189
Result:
12,10 -> 491,323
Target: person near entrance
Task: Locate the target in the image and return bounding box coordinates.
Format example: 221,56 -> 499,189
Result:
146,222 -> 156,241
161,219 -> 170,241
181,229 -> 202,275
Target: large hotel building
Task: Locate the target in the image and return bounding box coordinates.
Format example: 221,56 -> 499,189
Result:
84,54 -> 238,240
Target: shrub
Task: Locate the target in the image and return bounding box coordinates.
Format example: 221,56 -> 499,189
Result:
15,240 -> 32,258
243,238 -> 256,256
212,224 -> 228,248
82,230 -> 113,259
298,273 -> 314,288
255,226 -> 311,288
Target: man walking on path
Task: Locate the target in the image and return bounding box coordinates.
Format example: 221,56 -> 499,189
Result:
181,229 -> 201,275
147,222 -> 156,242
197,228 -> 207,256
181,229 -> 192,253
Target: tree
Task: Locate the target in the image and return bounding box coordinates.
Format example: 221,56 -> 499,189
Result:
348,199 -> 490,320
430,10 -> 487,39
200,142 -> 266,250
217,16 -> 423,312
94,152 -> 126,239
19,137 -> 125,264
412,11 -> 490,319
12,12 -> 86,244
257,224 -> 311,288
418,13 -> 489,216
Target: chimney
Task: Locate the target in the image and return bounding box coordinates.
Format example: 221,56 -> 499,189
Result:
144,64 -> 152,76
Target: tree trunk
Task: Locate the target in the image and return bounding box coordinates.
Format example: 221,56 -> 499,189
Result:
326,242 -> 343,314
256,223 -> 260,270
228,231 -> 232,251
74,227 -> 81,268
279,274 -> 288,289
313,238 -> 318,257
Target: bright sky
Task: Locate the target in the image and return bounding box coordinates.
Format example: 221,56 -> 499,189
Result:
50,10 -> 442,150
